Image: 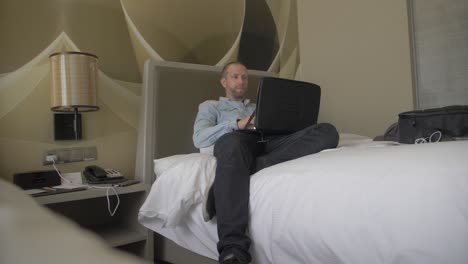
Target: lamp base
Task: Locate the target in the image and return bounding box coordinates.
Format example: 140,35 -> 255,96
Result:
54,113 -> 82,140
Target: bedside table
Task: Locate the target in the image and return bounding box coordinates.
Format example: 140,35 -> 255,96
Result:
34,183 -> 153,260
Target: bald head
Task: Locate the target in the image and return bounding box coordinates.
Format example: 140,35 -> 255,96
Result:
221,61 -> 247,78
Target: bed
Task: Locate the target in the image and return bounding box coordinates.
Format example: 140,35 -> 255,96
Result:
136,60 -> 468,264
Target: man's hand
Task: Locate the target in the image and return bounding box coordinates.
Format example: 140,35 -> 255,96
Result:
237,116 -> 256,129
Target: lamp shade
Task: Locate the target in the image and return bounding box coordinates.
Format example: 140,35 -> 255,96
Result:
49,51 -> 99,112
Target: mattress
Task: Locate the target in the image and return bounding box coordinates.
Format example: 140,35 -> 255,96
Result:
139,134 -> 468,264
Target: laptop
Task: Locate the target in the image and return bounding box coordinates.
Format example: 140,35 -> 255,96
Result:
239,77 -> 321,135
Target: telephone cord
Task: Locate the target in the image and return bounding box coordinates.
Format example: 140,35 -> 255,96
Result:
51,160 -> 120,216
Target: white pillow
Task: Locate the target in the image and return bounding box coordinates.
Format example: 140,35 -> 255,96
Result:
199,146 -> 214,155
153,154 -> 188,177
140,153 -> 216,227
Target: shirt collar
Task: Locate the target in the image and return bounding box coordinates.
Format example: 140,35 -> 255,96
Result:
219,96 -> 251,106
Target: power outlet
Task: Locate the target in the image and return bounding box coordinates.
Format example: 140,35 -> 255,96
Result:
45,154 -> 57,162
43,147 -> 97,165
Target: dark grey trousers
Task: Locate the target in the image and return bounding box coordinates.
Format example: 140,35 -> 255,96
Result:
212,123 -> 339,262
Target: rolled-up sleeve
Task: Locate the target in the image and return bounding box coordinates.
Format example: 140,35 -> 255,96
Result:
193,101 -> 238,148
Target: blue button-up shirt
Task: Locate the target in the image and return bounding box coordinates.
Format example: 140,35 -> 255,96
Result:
193,97 -> 256,148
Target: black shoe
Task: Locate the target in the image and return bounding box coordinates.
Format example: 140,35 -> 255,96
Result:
221,258 -> 240,264
203,186 -> 216,221
220,253 -> 241,264
220,252 -> 250,264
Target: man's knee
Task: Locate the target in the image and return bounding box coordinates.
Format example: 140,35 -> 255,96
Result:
316,122 -> 336,132
318,123 -> 339,148
304,123 -> 339,148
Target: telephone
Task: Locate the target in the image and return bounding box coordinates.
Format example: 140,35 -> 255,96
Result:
83,165 -> 127,184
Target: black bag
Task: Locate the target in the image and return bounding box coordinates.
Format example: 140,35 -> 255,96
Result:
398,105 -> 468,144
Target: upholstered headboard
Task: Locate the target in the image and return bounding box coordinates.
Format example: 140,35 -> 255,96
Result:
135,60 -> 276,184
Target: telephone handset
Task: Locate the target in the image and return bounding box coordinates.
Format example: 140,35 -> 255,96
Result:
83,165 -> 127,184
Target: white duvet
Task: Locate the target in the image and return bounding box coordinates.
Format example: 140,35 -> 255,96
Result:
139,135 -> 468,264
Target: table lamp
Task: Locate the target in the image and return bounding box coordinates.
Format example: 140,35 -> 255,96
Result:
49,51 -> 99,140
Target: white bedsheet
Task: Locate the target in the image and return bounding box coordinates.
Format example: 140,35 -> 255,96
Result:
139,135 -> 468,264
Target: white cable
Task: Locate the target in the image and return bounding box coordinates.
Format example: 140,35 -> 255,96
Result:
414,131 -> 442,144
51,159 -> 120,216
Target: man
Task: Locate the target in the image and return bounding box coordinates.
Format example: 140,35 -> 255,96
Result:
193,62 -> 339,264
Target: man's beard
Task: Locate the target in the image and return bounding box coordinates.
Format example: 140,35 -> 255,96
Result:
232,87 -> 246,99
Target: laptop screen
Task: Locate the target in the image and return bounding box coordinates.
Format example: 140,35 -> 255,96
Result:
255,77 -> 321,134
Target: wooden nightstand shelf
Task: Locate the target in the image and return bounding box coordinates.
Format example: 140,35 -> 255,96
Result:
34,183 -> 153,260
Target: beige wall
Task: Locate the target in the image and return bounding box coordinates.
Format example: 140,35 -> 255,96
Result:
297,0 -> 415,137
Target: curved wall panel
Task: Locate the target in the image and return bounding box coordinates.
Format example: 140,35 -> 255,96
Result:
0,0 -> 140,82
0,0 -> 59,74
266,0 -> 297,75
0,32 -> 77,120
239,0 -> 279,71
277,0 -> 300,78
121,0 -> 245,66
56,0 -> 141,82
120,1 -> 164,75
